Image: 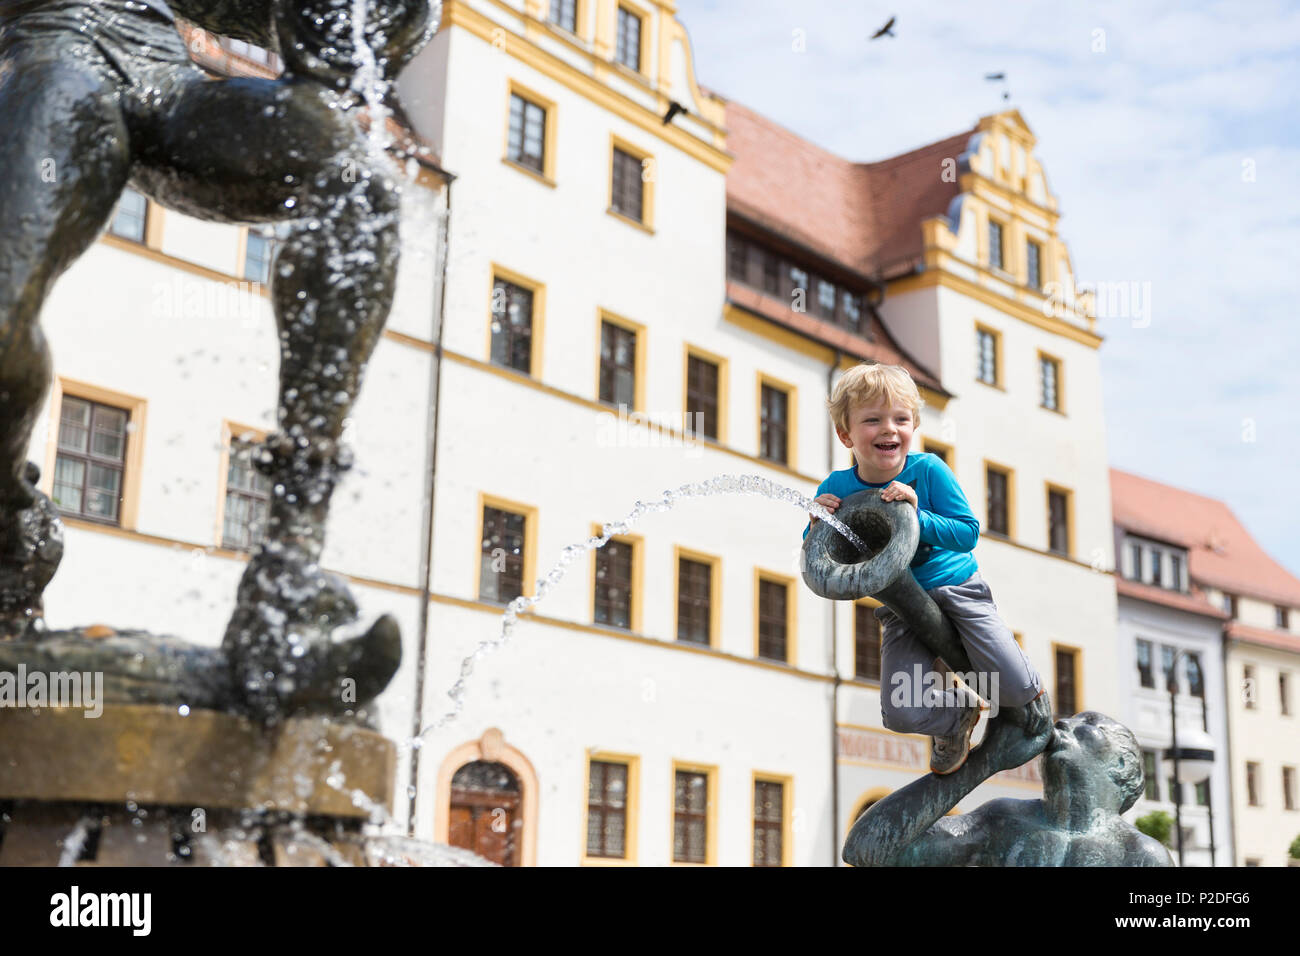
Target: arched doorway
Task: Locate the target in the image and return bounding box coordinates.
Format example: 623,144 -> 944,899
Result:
448,760 -> 522,867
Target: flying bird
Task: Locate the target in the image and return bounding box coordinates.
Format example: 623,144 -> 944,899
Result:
662,100 -> 688,125
869,16 -> 896,40
985,71 -> 1011,102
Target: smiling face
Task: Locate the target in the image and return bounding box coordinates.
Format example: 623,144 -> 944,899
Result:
837,400 -> 915,483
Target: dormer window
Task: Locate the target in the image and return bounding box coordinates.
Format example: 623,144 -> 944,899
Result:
1125,535 -> 1187,593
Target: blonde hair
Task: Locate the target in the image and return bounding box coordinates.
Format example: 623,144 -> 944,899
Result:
826,363 -> 924,435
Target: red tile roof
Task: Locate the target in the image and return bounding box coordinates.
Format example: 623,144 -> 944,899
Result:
1225,621 -> 1300,655
1115,576 -> 1229,621
723,98 -> 974,279
1110,469 -> 1300,608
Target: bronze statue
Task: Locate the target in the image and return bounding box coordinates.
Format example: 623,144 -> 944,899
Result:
0,0 -> 435,721
804,489 -> 1172,866
844,699 -> 1173,866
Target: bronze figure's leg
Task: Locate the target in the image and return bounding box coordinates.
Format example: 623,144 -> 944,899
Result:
132,74 -> 404,719
0,55 -> 132,634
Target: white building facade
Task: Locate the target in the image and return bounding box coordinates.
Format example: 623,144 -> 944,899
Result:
23,2 -> 1141,867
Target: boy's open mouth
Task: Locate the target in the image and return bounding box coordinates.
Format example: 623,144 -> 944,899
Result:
875,442 -> 900,453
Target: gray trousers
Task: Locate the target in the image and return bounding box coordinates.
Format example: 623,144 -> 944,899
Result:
874,571 -> 1042,737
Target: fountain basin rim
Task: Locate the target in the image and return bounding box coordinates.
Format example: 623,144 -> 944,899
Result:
0,704 -> 395,819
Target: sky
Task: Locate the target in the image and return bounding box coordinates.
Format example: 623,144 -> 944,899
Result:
675,0 -> 1300,579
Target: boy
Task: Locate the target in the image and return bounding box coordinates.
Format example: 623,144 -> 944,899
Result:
804,364 -> 1047,774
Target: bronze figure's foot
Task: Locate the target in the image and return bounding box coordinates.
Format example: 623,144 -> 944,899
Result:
0,463 -> 64,639
222,546 -> 400,722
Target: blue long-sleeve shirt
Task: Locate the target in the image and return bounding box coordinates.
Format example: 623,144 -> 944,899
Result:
802,452 -> 980,590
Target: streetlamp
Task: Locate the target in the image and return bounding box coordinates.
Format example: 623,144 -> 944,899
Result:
1164,647 -> 1216,867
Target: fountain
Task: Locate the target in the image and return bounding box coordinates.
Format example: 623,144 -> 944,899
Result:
802,489 -> 1172,866
0,0 -> 439,865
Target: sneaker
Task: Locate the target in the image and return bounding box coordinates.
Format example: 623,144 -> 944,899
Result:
929,691 -> 989,775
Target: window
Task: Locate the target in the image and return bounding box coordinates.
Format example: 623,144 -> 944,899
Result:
52,396 -> 129,524
1246,762 -> 1260,806
479,503 -> 529,604
1285,766 -> 1297,811
1026,240 -> 1042,289
815,278 -> 836,319
753,779 -> 786,867
1142,750 -> 1159,801
1186,652 -> 1204,699
788,265 -> 809,306
599,318 -> 638,409
586,759 -> 629,859
1223,592 -> 1238,618
759,381 -> 791,466
594,538 -> 634,629
985,464 -> 1010,536
988,219 -> 1004,270
507,92 -> 546,174
676,554 -> 713,646
1169,553 -> 1182,591
615,5 -> 642,72
723,230 -> 870,329
1281,672 -> 1291,716
1244,664 -> 1256,710
1194,780 -> 1209,807
1277,605 -> 1291,629
726,233 -> 747,280
243,229 -> 276,284
1161,645 -> 1177,692
490,273 -> 536,376
549,0 -> 577,33
1148,546 -> 1162,587
842,290 -> 862,327
761,249 -> 780,295
1039,354 -> 1060,411
1047,486 -> 1070,556
1128,542 -> 1142,580
922,440 -> 952,468
685,352 -> 720,441
1136,639 -> 1154,689
855,603 -> 882,682
109,188 -> 148,243
672,768 -> 710,864
975,326 -> 998,385
609,143 -> 649,226
756,575 -> 791,663
1053,645 -> 1079,718
222,435 -> 271,552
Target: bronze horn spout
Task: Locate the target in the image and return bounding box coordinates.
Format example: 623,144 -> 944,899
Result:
801,488 -> 973,674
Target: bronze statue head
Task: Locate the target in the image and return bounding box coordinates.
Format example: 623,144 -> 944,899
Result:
1043,711 -> 1144,813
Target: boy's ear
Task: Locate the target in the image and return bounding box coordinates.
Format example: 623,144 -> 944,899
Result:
835,428 -> 853,448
